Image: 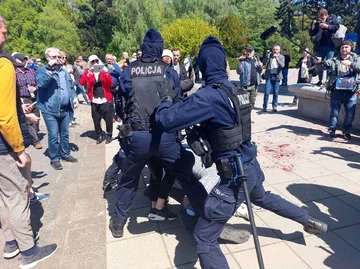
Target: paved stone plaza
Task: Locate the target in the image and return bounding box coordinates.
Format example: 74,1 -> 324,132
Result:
1,70 -> 360,269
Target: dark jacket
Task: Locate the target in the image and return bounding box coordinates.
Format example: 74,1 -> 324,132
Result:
309,14 -> 339,51
156,35 -> 256,163
355,15 -> 360,44
118,28 -> 181,123
295,55 -> 317,82
317,53 -> 360,91
176,62 -> 194,94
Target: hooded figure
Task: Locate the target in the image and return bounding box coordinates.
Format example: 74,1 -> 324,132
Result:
198,35 -> 229,85
141,28 -> 164,59
120,28 -> 180,95
155,35 -> 327,269
109,28 -> 207,241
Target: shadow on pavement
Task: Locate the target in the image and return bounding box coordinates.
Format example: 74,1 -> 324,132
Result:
30,201 -> 44,238
31,171 -> 47,179
69,142 -> 79,152
312,147 -> 360,164
80,130 -> 98,140
267,124 -> 360,142
287,183 -> 360,268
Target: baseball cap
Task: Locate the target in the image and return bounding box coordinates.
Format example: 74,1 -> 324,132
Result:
13,53 -> 26,61
246,46 -> 255,51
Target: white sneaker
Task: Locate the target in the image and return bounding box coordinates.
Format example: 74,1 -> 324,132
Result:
234,203 -> 249,221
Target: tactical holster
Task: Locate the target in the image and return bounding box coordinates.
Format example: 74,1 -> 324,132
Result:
186,126 -> 213,168
118,124 -> 133,144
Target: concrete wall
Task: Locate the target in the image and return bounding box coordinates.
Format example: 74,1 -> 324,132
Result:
288,84 -> 360,131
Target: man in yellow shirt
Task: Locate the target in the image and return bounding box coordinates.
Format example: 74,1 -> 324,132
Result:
0,16 -> 57,268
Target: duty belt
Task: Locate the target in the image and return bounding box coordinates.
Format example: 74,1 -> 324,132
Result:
216,157 -> 251,180
131,122 -> 150,131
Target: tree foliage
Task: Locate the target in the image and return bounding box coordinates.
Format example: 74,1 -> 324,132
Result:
4,0 -> 355,67
162,18 -> 219,58
275,0 -> 298,38
36,4 -> 81,57
217,16 -> 248,58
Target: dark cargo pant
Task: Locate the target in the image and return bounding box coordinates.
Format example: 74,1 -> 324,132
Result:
193,157 -> 310,269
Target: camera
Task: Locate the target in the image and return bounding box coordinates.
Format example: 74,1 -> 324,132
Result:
314,19 -> 322,28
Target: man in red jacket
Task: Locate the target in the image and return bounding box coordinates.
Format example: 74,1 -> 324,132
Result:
80,55 -> 114,144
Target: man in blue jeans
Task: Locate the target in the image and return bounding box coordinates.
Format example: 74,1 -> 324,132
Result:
262,45 -> 284,112
309,8 -> 339,86
317,40 -> 360,140
36,47 -> 79,170
281,50 -> 290,86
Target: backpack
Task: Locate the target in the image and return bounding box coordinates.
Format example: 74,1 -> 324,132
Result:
332,24 -> 347,47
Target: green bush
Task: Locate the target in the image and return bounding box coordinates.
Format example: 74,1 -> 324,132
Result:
228,57 -> 238,70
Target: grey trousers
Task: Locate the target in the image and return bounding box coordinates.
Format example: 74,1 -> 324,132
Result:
0,153 -> 34,251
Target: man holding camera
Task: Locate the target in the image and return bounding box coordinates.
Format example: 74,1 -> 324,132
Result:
309,8 -> 339,86
317,40 -> 360,140
262,45 -> 284,112
236,46 -> 263,108
36,47 -> 79,170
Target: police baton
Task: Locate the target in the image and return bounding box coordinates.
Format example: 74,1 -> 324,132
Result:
235,155 -> 265,269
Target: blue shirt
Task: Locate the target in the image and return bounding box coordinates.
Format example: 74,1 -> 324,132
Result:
57,68 -> 70,107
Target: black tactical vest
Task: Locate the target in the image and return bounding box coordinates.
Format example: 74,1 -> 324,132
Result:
208,83 -> 252,152
125,58 -> 168,130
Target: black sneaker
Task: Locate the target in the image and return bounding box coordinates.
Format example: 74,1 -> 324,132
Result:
103,175 -> 118,192
109,218 -> 124,238
219,225 -> 250,244
303,216 -> 327,234
272,108 -> 278,112
62,156 -> 78,163
105,135 -> 112,144
262,107 -> 267,112
316,80 -> 323,86
50,161 -> 63,170
329,130 -> 336,140
148,206 -> 177,221
343,131 -> 351,140
20,244 -> 58,269
96,132 -> 106,144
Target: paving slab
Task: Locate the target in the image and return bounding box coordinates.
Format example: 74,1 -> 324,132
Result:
287,232 -> 360,269
2,70 -> 360,269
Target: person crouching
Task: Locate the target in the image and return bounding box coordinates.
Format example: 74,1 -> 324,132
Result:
80,55 -> 114,144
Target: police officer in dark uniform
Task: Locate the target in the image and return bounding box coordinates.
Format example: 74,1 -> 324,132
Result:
155,36 -> 328,269
108,28 -> 209,237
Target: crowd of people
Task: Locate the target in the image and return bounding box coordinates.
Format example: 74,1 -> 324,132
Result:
1,7 -> 360,269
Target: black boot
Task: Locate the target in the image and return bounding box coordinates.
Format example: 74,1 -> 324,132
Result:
105,133 -> 113,144
303,216 -> 327,234
109,218 -> 124,238
103,175 -> 114,192
96,132 -> 106,144
219,225 -> 250,244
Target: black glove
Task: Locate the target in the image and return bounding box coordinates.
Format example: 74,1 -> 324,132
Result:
157,79 -> 177,100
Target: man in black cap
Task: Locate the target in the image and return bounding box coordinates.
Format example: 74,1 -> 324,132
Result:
13,53 -> 42,150
236,45 -> 263,108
